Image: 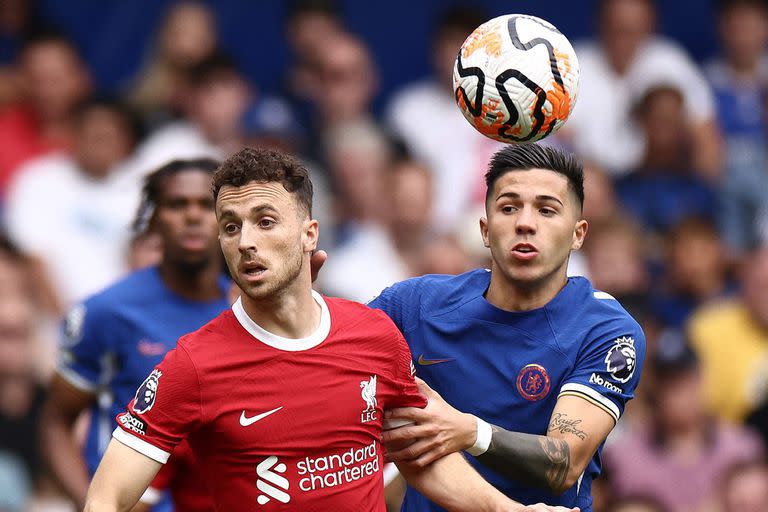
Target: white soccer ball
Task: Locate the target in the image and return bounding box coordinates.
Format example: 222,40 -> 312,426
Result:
453,14 -> 579,143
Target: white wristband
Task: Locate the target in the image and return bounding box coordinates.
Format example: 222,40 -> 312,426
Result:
467,416 -> 492,456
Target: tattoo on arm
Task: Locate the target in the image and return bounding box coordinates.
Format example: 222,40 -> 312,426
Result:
475,426 -> 572,493
547,413 -> 588,440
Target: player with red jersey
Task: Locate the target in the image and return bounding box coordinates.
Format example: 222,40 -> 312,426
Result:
85,148 -> 574,512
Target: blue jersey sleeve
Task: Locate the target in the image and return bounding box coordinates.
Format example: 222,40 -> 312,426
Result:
558,323 -> 646,423
367,277 -> 423,335
57,300 -> 113,392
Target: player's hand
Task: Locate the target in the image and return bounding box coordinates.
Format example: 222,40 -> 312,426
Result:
310,250 -> 327,283
382,378 -> 477,467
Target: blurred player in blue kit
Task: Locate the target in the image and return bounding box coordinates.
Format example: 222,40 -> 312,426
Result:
39,158 -> 229,511
319,143 -> 645,511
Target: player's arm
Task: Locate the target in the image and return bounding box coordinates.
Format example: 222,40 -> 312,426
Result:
39,374 -> 95,508
84,439 -> 162,512
396,451 -> 578,512
384,383 -> 612,495
475,395 -> 614,494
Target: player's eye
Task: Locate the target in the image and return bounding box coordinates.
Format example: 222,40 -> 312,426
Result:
501,205 -> 516,214
539,207 -> 556,216
224,223 -> 239,234
259,218 -> 276,228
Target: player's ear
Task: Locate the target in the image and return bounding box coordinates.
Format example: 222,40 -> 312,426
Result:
480,217 -> 490,248
302,218 -> 319,253
571,219 -> 588,251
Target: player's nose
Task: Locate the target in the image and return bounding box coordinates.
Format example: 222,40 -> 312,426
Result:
238,223 -> 259,253
514,205 -> 537,235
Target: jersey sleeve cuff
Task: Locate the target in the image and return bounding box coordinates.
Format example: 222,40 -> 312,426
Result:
112,427 -> 171,464
139,487 -> 162,505
559,383 -> 620,423
57,367 -> 98,392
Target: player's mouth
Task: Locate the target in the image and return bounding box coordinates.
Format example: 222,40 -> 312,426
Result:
511,243 -> 538,261
179,232 -> 209,251
240,262 -> 268,281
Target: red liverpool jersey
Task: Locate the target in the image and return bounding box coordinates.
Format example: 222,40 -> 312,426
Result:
143,440 -> 213,511
114,292 -> 426,511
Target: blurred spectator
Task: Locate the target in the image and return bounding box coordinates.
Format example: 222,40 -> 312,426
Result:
616,85 -> 717,236
415,234 -> 472,277
689,247 -> 768,422
604,329 -> 763,512
309,32 -> 379,164
129,2 -> 218,126
283,0 -> 344,122
607,497 -> 669,512
650,217 -> 733,329
0,0 -> 43,107
582,162 -> 620,226
582,216 -> 651,303
567,0 -> 721,179
321,155 -> 433,302
719,460 -> 768,512
386,5 -> 504,231
0,30 -> 91,197
4,96 -> 141,306
706,0 -> 768,256
239,95 -> 335,248
0,236 -> 47,508
130,52 -> 250,178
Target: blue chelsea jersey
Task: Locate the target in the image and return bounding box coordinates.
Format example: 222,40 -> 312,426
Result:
369,269 -> 645,512
57,266 -> 230,474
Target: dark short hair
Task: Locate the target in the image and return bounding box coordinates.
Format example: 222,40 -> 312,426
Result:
186,52 -> 241,88
716,0 -> 768,14
485,144 -> 584,210
133,158 -> 220,234
212,148 -> 313,216
434,5 -> 487,41
74,95 -> 144,144
286,0 -> 340,23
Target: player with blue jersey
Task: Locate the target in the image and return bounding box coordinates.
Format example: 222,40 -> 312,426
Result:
372,144 -> 645,512
40,159 -> 229,511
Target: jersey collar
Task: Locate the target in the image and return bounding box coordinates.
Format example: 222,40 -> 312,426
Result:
232,290 -> 331,351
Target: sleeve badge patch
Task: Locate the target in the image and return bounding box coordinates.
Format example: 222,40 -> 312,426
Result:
132,369 -> 163,415
605,336 -> 637,384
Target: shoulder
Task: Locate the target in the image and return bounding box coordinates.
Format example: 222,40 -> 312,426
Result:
89,267 -> 164,307
563,277 -> 645,344
688,299 -> 746,338
174,309 -> 236,356
388,269 -> 489,305
325,296 -> 401,332
8,153 -> 75,187
387,81 -> 441,111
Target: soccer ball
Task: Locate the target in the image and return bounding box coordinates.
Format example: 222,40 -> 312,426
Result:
453,14 -> 579,143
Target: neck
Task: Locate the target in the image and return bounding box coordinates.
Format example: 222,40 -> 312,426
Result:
158,258 -> 223,301
486,263 -> 568,312
241,270 -> 321,339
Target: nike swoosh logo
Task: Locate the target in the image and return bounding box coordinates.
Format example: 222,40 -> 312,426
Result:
417,355 -> 454,366
240,406 -> 283,427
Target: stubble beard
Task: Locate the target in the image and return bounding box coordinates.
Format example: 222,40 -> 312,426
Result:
238,246 -> 305,303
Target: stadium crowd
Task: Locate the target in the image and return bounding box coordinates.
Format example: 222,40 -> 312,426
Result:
0,0 -> 767,511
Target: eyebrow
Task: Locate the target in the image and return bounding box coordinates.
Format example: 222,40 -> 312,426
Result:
218,204 -> 279,219
496,191 -> 564,207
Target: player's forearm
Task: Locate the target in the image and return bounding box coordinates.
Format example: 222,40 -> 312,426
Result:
397,451 -> 519,512
40,408 -> 91,507
476,425 -> 573,495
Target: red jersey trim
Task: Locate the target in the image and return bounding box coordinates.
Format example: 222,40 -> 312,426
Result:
231,290 -> 331,351
112,427 -> 171,464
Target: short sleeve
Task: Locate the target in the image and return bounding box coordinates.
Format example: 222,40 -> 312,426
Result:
558,327 -> 646,424
113,345 -> 203,464
388,330 -> 427,410
368,278 -> 422,335
57,302 -> 109,392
